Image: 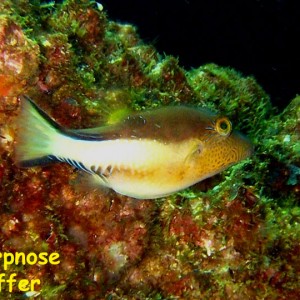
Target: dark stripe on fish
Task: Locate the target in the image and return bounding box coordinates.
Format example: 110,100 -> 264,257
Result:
53,156 -> 93,174
17,155 -> 58,167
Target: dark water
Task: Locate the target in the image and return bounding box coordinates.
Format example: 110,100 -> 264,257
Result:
101,0 -> 300,110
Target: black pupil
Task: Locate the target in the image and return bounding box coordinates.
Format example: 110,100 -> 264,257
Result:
220,121 -> 228,130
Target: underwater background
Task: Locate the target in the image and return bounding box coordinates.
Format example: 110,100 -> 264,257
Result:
0,0 -> 299,299
102,0 -> 300,110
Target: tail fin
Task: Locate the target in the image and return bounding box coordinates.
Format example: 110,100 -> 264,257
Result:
15,96 -> 62,167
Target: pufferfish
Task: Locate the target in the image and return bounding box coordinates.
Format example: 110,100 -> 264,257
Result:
15,96 -> 253,199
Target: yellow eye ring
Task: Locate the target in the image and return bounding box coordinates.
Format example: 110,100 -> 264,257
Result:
215,117 -> 232,136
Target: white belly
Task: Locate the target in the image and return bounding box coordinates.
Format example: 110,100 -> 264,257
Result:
51,136 -> 194,199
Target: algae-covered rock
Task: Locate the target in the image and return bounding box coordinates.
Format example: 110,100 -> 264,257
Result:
0,0 -> 299,299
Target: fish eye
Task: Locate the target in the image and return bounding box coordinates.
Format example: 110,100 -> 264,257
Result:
215,117 -> 232,136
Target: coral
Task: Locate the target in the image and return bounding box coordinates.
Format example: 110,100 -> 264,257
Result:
0,0 -> 299,299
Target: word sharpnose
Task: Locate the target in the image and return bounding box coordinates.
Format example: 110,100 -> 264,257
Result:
0,251 -> 60,293
15,96 -> 253,199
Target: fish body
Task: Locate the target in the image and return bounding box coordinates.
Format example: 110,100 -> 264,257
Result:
15,96 -> 253,199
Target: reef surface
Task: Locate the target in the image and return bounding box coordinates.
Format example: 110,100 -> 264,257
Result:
0,1 -> 299,299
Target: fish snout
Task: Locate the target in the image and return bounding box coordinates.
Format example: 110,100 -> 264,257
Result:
231,130 -> 254,161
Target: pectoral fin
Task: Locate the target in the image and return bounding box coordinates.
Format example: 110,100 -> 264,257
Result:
184,141 -> 203,164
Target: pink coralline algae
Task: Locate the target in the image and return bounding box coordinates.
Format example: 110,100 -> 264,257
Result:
0,0 -> 299,299
0,16 -> 39,97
